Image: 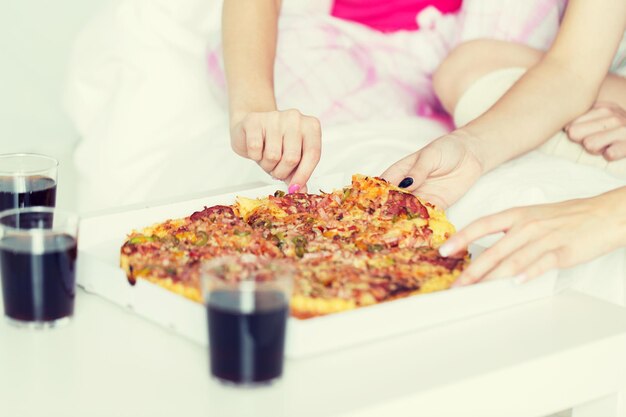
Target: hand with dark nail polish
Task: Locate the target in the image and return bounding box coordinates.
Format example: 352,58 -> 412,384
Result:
398,177 -> 413,188
380,131 -> 485,209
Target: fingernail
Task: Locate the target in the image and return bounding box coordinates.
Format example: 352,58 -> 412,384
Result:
398,177 -> 414,188
513,274 -> 528,285
288,184 -> 301,194
438,242 -> 456,257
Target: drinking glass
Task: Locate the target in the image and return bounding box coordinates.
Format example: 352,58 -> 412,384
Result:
0,207 -> 79,328
203,256 -> 293,385
0,153 -> 58,212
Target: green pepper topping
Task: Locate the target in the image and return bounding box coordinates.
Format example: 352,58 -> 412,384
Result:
292,235 -> 307,245
234,229 -> 251,237
195,231 -> 209,246
292,235 -> 308,258
342,188 -> 352,202
254,219 -> 273,229
274,190 -> 286,198
128,235 -> 155,245
275,231 -> 286,240
128,236 -> 144,245
367,243 -> 384,253
271,231 -> 287,249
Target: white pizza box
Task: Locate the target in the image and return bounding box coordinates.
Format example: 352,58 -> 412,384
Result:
77,178 -> 557,358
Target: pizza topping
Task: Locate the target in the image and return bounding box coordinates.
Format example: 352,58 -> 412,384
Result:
366,243 -> 384,253
425,254 -> 466,271
190,205 -> 236,223
341,188 -> 352,202
248,212 -> 273,229
128,234 -> 155,245
158,234 -> 180,246
384,190 -> 429,219
292,235 -> 308,258
269,193 -> 324,213
194,231 -> 208,246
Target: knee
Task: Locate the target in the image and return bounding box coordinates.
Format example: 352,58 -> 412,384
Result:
434,39 -> 543,114
434,40 -> 485,114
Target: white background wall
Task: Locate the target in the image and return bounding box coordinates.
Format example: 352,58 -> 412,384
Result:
0,0 -> 108,208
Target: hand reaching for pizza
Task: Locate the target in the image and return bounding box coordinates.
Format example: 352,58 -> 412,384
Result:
566,101 -> 626,161
230,109 -> 322,192
440,187 -> 626,286
381,131 -> 485,209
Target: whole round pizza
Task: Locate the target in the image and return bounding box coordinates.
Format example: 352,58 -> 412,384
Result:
120,175 -> 469,318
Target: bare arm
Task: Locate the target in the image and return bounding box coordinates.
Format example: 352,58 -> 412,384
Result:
222,0 -> 280,118
221,0 -> 322,191
382,0 -> 626,207
464,0 -> 626,172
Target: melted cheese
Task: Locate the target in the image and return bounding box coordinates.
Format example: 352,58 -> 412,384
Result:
428,216 -> 456,247
235,195 -> 289,222
234,196 -> 266,221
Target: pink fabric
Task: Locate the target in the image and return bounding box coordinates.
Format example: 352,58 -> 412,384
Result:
332,0 -> 462,32
207,0 -> 567,126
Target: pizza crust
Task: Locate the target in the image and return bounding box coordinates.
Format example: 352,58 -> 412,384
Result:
121,254 -> 202,302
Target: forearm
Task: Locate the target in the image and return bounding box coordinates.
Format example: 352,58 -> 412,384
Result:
591,186 -> 626,248
460,0 -> 626,174
462,59 -> 597,173
222,0 -> 281,120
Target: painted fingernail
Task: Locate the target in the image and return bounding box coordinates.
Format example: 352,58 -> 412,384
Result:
398,177 -> 414,188
288,184 -> 301,194
513,274 -> 528,285
438,242 -> 456,257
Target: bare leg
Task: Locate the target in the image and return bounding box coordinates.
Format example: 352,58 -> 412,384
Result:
433,39 -> 626,116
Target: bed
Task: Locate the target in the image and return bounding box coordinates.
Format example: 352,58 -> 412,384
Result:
65,0 -> 626,306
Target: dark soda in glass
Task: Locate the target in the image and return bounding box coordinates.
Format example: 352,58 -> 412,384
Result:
0,234 -> 77,323
208,290 -> 288,384
0,175 -> 57,211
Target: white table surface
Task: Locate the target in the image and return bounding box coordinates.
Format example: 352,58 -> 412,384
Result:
2,289 -> 626,417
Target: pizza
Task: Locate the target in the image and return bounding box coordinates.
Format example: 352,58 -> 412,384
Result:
120,174 -> 469,318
